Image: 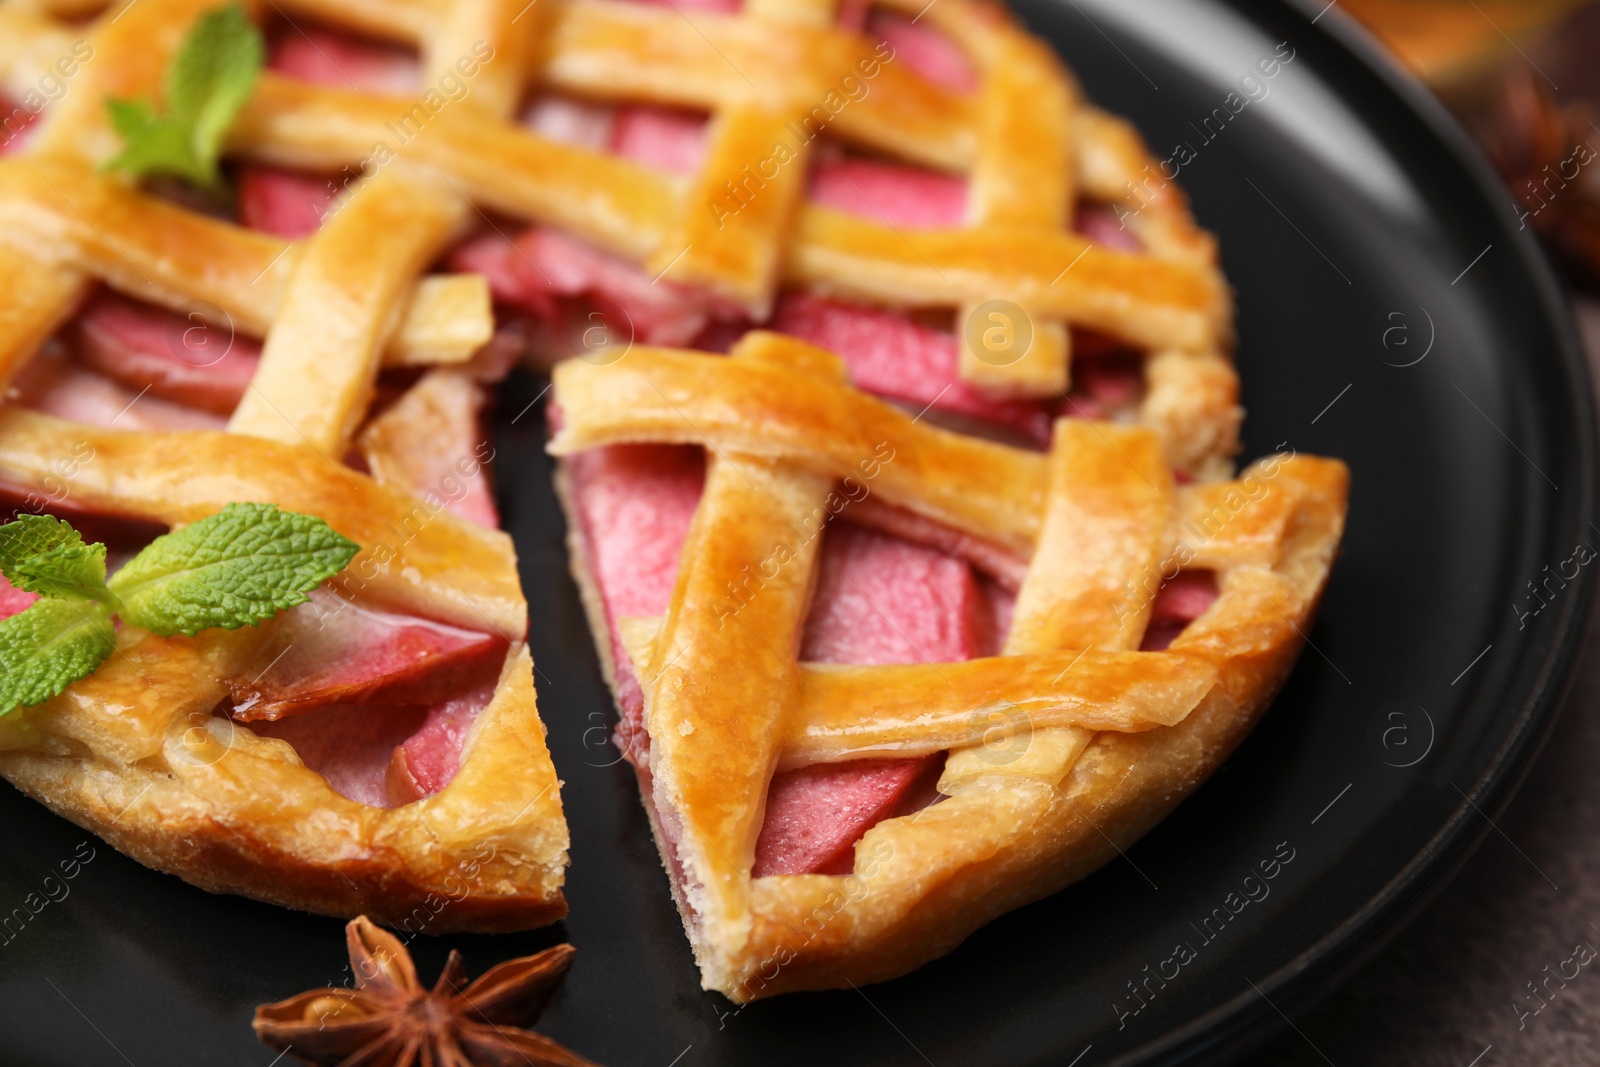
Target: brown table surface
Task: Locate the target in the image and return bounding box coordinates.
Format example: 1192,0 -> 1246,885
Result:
1246,300 -> 1600,1066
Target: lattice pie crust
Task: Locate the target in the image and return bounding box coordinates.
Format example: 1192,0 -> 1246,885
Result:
0,0 -> 1347,997
552,335 -> 1345,998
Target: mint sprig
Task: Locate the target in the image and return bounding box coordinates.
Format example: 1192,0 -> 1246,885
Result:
102,3 -> 265,189
0,504 -> 358,716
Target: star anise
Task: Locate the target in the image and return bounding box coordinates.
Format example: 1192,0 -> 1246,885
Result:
1478,67 -> 1600,291
253,916 -> 600,1067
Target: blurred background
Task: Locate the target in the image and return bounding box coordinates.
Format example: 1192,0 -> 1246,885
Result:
1347,0 -> 1600,289
1248,4 -> 1600,1064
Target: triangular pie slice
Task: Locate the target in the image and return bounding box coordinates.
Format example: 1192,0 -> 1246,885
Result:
550,333 -> 1348,998
0,416 -> 567,929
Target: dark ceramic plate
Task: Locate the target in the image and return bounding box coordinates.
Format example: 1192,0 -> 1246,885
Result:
1,1 -> 1594,1064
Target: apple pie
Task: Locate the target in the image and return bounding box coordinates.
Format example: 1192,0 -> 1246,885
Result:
0,0 -> 1347,998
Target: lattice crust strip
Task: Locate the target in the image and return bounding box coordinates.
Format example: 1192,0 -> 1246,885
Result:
550,333 -> 1347,999
0,0 -> 1292,959
0,0 -> 569,927
0,408 -> 568,928
0,0 -> 1240,473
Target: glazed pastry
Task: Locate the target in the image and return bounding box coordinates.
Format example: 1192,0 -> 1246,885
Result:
0,0 -> 568,930
551,336 -> 1345,999
5,0 -> 1239,462
507,0 -> 1337,1000
0,0 -> 1346,991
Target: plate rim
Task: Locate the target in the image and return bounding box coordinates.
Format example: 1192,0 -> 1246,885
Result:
1093,2 -> 1600,1063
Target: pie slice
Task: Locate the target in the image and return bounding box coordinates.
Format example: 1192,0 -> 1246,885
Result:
0,418 -> 567,929
552,335 -> 1347,998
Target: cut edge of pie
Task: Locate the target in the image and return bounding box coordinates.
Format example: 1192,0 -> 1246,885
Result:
0,0 -> 577,930
0,411 -> 569,932
0,0 -> 1337,973
548,336 -> 1348,999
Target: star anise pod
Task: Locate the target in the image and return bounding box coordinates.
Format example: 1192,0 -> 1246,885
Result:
253,916 -> 600,1067
1479,67 -> 1600,291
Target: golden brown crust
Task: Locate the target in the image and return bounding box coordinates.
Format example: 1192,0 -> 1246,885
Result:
0,0 -> 567,929
0,646 -> 568,932
739,459 -> 1345,995
0,413 -> 569,928
227,165 -> 470,453
550,339 -> 1051,555
0,0 -> 1316,977
552,337 -> 1347,999
30,0 -> 1239,467
0,162 -> 491,379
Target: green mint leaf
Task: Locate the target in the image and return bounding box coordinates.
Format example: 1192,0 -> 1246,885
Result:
0,598 -> 116,716
11,542 -> 112,604
108,503 -> 359,637
0,515 -> 115,604
166,4 -> 264,170
104,98 -> 206,185
0,513 -> 82,566
102,3 -> 264,188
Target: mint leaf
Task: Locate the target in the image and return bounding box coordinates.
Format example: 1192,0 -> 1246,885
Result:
167,4 -> 264,170
11,542 -> 111,603
0,598 -> 116,715
0,513 -> 82,567
105,98 -> 205,185
102,3 -> 264,188
108,503 -> 359,636
0,515 -> 114,604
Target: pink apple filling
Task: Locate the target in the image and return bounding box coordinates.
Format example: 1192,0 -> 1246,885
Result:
1140,570 -> 1219,651
756,523 -> 990,877
233,589 -> 508,808
448,226 -> 716,347
387,680 -> 499,803
609,106 -> 711,175
563,444 -> 705,765
265,25 -> 421,95
73,290 -> 261,414
237,166 -> 344,238
808,156 -> 968,227
228,588 -> 508,721
250,703 -> 432,808
863,10 -> 978,92
769,294 -> 1054,444
0,96 -> 39,156
9,350 -> 230,432
564,440 -> 999,878
5,288 -> 267,431
1077,202 -> 1143,253
0,573 -> 38,620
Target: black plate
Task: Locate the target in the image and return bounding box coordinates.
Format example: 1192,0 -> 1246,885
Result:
1,1 -> 1594,1064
